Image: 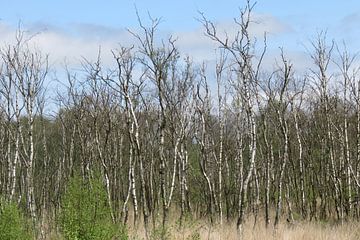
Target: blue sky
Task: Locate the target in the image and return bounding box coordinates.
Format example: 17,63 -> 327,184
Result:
1,0 -> 360,71
2,0 -> 358,30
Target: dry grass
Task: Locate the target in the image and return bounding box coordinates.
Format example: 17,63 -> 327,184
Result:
128,217 -> 360,240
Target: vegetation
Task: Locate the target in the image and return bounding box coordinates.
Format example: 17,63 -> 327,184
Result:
0,1 -> 360,239
0,198 -> 32,240
60,174 -> 128,240
128,219 -> 360,240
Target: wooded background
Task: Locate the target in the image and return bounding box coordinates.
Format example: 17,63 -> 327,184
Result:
1,2 -> 360,239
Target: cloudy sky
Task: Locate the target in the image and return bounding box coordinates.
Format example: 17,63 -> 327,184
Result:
1,0 -> 360,71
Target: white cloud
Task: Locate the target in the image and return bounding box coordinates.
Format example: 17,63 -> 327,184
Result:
0,12 -> 296,74
250,13 -> 293,36
176,12 -> 292,64
0,22 -> 134,69
339,12 -> 360,33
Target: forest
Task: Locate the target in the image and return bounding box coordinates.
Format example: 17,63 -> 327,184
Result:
1,1 -> 360,239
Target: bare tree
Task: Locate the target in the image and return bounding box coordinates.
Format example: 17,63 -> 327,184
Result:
129,15 -> 181,227
1,31 -> 49,229
309,33 -> 342,222
270,51 -> 293,228
335,44 -> 358,218
200,0 -> 266,236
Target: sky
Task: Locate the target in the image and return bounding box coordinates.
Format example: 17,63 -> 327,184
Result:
1,0 -> 360,72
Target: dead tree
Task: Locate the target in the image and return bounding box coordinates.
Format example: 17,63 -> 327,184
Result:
271,51 -> 293,228
335,44 -> 357,218
195,65 -> 218,223
200,0 -> 266,236
309,33 -> 342,222
129,15 -> 180,227
3,31 -> 49,228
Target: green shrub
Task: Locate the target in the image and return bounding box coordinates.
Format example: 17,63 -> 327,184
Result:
60,174 -> 128,240
0,198 -> 32,240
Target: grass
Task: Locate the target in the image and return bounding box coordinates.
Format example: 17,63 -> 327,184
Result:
37,208 -> 360,239
127,216 -> 360,240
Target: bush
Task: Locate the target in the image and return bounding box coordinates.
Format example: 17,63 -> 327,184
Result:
0,198 -> 32,240
60,174 -> 127,240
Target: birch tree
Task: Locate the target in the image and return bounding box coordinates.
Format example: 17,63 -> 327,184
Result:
200,0 -> 266,236
3,31 -> 48,228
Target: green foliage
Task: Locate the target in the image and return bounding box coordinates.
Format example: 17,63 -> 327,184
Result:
187,145 -> 205,204
0,198 -> 32,240
60,174 -> 128,240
